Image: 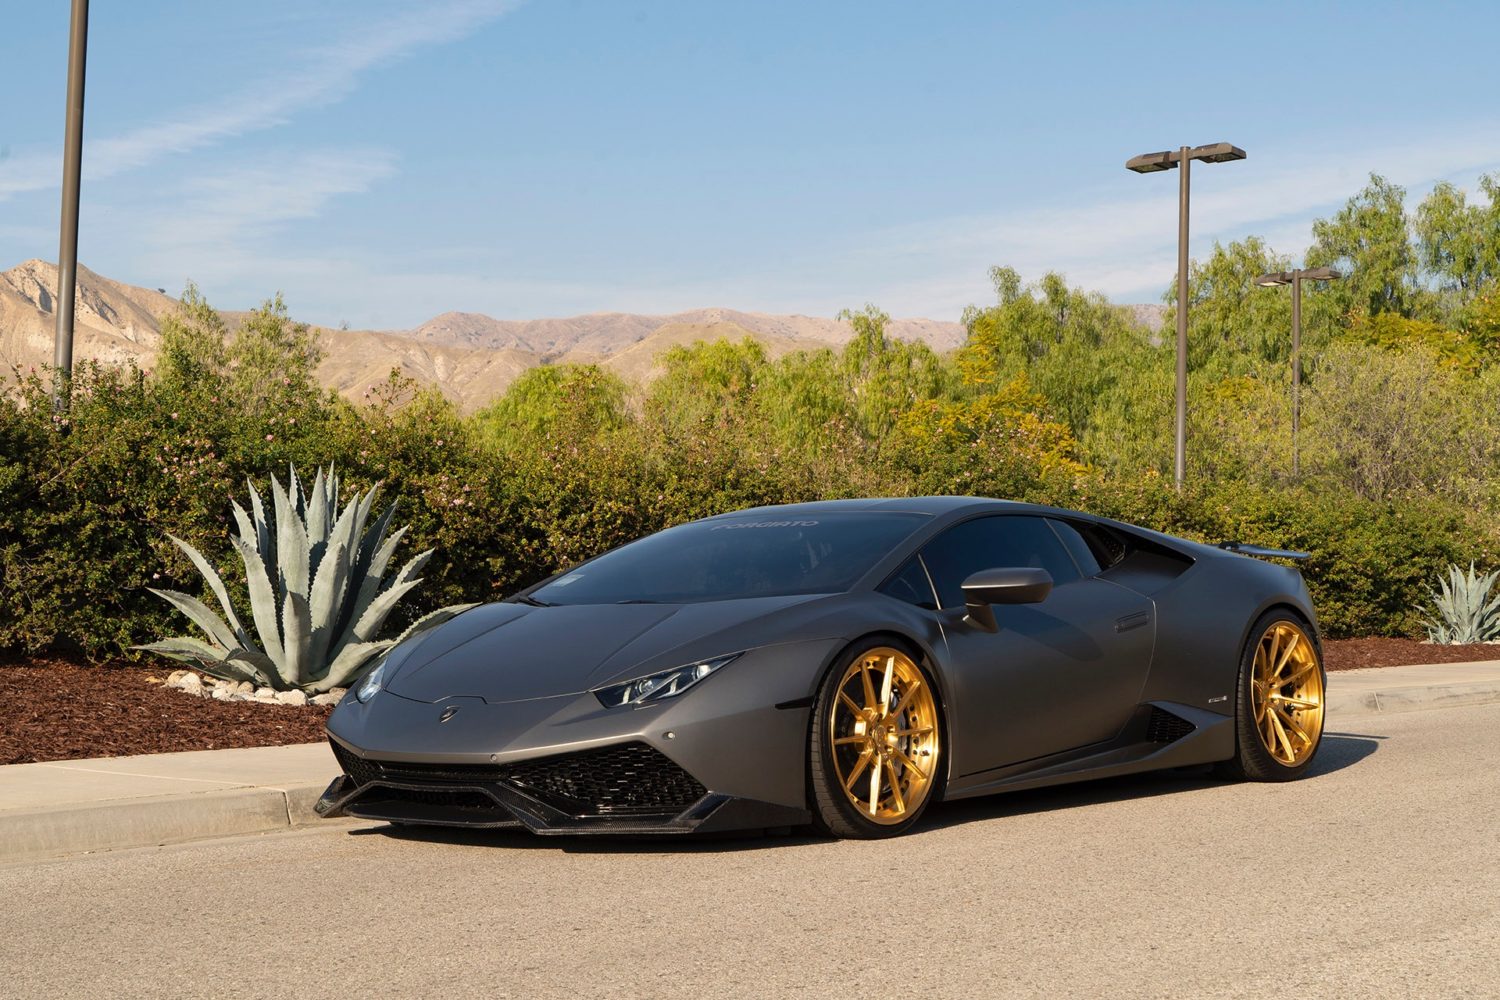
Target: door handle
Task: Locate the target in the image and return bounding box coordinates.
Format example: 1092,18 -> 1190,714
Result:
1114,611 -> 1150,633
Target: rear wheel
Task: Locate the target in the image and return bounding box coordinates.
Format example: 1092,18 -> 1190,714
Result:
809,643 -> 942,838
1219,613 -> 1325,781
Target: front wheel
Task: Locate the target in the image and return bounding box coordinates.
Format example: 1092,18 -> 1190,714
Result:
1219,613 -> 1326,781
808,643 -> 943,838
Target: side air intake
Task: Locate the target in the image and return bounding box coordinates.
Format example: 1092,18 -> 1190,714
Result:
1146,706 -> 1197,744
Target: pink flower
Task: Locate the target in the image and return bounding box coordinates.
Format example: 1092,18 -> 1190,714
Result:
265,434 -> 274,442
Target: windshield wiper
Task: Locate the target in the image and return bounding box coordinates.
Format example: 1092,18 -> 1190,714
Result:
512,595 -> 553,607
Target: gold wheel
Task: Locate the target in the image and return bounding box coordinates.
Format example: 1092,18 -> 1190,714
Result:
827,647 -> 940,826
1250,621 -> 1324,767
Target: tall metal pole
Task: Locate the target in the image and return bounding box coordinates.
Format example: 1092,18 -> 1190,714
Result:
1174,146 -> 1191,489
53,0 -> 89,411
1291,272 -> 1302,479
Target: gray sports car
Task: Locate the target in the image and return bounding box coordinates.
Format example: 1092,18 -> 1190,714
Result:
316,497 -> 1326,839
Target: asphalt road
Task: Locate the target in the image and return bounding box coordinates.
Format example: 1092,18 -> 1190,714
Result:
4,703 -> 1498,1000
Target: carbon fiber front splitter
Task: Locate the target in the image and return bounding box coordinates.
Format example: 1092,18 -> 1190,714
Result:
314,774 -> 810,836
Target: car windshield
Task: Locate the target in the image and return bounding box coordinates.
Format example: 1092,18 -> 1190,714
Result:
528,512 -> 928,605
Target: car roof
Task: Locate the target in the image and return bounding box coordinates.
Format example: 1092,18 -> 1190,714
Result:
701,496 -> 1031,519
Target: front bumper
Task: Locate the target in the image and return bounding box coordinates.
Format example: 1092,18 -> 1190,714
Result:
315,736 -> 810,835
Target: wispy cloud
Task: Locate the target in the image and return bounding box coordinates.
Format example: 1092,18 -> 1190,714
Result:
0,0 -> 517,200
142,150 -> 397,260
832,128 -> 1500,314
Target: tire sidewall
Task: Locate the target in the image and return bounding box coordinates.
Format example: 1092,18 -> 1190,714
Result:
1234,610 -> 1325,781
809,637 -> 943,838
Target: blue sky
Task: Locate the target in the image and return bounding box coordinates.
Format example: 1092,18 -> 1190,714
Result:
3,0 -> 1498,328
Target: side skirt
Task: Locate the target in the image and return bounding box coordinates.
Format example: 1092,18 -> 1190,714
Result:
942,701 -> 1233,801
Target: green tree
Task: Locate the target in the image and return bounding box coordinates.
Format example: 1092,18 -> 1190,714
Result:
1306,174 -> 1423,318
1414,175 -> 1500,307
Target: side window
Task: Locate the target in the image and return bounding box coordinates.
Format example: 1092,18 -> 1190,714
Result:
1047,518 -> 1102,577
921,515 -> 1081,610
878,557 -> 938,610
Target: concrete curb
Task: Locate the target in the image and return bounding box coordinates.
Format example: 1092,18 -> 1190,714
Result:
1325,659 -> 1500,719
1327,680 -> 1500,718
0,784 -> 337,864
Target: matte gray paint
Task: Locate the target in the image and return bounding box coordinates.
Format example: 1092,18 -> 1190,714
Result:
325,497 -> 1321,834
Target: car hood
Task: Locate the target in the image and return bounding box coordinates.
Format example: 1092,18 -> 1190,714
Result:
385,594 -> 829,704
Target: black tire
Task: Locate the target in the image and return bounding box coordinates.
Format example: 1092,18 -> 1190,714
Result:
1217,610 -> 1326,782
808,639 -> 943,839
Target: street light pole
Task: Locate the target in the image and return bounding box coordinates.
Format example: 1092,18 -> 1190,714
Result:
1126,141 -> 1246,489
53,0 -> 89,411
1255,266 -> 1343,480
1291,270 -> 1301,477
1174,147 -> 1190,488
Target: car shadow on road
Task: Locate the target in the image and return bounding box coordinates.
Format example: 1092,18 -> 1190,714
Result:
346,732 -> 1383,853
925,731 -> 1382,832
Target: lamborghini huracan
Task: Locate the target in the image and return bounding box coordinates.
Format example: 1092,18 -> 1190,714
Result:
316,497 -> 1326,839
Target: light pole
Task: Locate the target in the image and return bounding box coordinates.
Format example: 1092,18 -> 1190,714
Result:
1255,266 -> 1342,478
1126,142 -> 1246,488
53,0 -> 89,411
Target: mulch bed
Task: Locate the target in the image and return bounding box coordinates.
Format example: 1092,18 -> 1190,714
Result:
2,638 -> 1498,766
1322,637 -> 1499,671
0,654 -> 331,766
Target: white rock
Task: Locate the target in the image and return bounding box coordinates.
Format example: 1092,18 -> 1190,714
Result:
235,681 -> 255,696
329,687 -> 348,700
309,691 -> 341,707
167,670 -> 188,686
253,687 -> 278,702
211,687 -> 234,702
179,673 -> 203,693
275,689 -> 308,706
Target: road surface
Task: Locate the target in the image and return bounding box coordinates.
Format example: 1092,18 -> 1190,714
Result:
3,702 -> 1497,999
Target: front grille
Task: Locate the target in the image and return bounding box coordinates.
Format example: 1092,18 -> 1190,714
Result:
507,743 -> 707,816
331,739 -> 706,817
1146,706 -> 1196,744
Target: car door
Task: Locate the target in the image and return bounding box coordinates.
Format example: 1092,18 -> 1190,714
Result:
920,515 -> 1156,781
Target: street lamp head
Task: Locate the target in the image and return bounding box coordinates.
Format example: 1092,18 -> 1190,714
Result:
1190,142 -> 1247,164
1125,150 -> 1178,173
1300,266 -> 1342,282
1255,272 -> 1293,287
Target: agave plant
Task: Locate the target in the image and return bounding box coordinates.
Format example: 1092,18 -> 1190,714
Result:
138,465 -> 475,692
1420,562 -> 1500,645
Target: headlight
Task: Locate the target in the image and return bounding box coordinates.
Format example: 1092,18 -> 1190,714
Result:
594,653 -> 740,708
354,655 -> 390,704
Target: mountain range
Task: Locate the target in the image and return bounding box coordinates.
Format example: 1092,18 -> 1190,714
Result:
0,260 -> 1164,413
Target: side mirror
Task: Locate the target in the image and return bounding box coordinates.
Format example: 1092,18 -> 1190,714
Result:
960,567 -> 1053,632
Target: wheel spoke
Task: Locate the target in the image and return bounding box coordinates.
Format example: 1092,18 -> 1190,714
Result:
860,661 -> 877,711
838,691 -> 863,716
833,735 -> 865,746
843,749 -> 873,792
880,656 -> 895,710
1281,659 -> 1317,688
1272,631 -> 1300,679
1267,708 -> 1295,761
895,726 -> 933,738
885,760 -> 905,814
895,749 -> 929,781
1274,705 -> 1312,746
1272,695 -> 1319,711
868,760 -> 882,815
889,677 -> 923,719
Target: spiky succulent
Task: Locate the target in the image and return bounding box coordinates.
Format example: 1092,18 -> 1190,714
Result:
137,465 -> 475,692
1420,562 -> 1500,645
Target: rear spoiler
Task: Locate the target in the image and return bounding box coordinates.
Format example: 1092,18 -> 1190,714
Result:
1218,541 -> 1310,562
